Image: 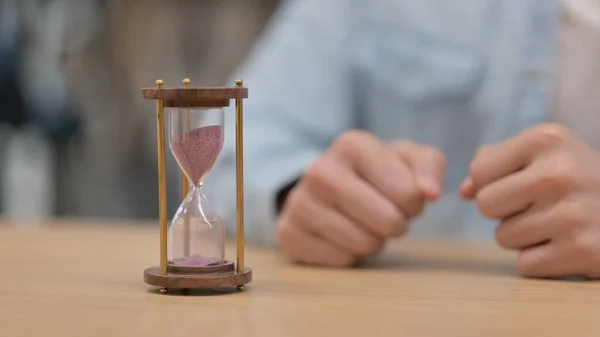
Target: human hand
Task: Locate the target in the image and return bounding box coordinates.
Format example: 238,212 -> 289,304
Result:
276,130 -> 446,267
461,123 -> 600,279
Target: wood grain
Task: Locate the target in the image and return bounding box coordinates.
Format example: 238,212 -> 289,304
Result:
141,87 -> 248,101
1,219 -> 600,337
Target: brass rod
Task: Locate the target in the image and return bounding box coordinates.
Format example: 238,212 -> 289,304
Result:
181,178 -> 189,199
182,78 -> 191,258
181,78 -> 191,200
235,79 -> 244,273
156,80 -> 168,275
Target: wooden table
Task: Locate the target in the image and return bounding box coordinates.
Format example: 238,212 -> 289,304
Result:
1,219 -> 599,337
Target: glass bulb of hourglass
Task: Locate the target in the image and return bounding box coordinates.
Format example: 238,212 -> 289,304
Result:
167,107 -> 225,267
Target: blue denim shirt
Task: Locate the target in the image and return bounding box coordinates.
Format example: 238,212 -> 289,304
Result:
205,0 -> 563,246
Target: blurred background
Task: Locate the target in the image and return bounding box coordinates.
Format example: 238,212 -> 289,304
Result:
0,0 -> 281,223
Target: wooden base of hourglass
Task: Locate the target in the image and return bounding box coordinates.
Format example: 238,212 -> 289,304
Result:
143,261 -> 252,293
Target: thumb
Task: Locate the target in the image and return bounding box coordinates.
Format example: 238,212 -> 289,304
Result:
390,141 -> 446,201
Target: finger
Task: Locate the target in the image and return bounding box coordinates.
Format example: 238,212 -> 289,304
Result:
495,203 -> 555,250
293,190 -> 387,256
476,169 -> 537,219
517,241 -> 579,279
459,177 -> 476,199
390,141 -> 446,201
469,141 -> 530,192
333,132 -> 423,218
469,124 -> 571,192
304,158 -> 407,238
276,218 -> 354,267
332,168 -> 408,238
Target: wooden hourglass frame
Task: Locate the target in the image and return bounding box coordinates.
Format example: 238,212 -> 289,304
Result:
141,78 -> 252,294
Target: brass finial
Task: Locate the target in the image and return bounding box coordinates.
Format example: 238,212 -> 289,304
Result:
235,79 -> 243,87
183,78 -> 191,87
156,79 -> 164,88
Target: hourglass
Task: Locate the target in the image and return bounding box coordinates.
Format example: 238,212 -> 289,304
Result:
141,78 -> 252,294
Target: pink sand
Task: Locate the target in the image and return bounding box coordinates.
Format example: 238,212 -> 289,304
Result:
170,254 -> 222,267
170,125 -> 223,184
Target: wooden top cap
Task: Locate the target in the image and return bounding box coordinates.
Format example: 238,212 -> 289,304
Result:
142,87 -> 248,100
141,80 -> 247,108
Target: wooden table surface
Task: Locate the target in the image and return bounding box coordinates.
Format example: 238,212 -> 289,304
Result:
1,219 -> 599,337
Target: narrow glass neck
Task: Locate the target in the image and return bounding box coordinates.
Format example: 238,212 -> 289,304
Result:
183,182 -> 206,203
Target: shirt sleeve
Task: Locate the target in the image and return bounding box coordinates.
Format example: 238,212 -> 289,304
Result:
204,0 -> 359,247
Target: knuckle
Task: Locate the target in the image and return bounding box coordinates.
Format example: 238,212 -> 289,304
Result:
394,142 -> 446,168
408,200 -> 426,218
333,130 -> 370,153
530,123 -> 571,149
283,187 -> 301,208
468,160 -> 479,177
356,239 -> 382,256
402,195 -> 426,219
377,207 -> 404,236
537,158 -> 575,194
394,221 -> 410,237
282,187 -> 305,215
468,157 -> 487,184
391,139 -> 416,147
303,159 -> 332,189
516,255 -> 538,278
555,199 -> 587,230
475,189 -> 497,219
404,180 -> 423,201
474,144 -> 493,161
516,252 -> 549,278
422,145 -> 445,163
494,224 -> 511,248
572,234 -> 598,258
389,139 -> 418,154
476,200 -> 493,219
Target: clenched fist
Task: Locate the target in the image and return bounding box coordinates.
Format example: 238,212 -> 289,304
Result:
461,123 -> 600,279
276,130 -> 446,267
